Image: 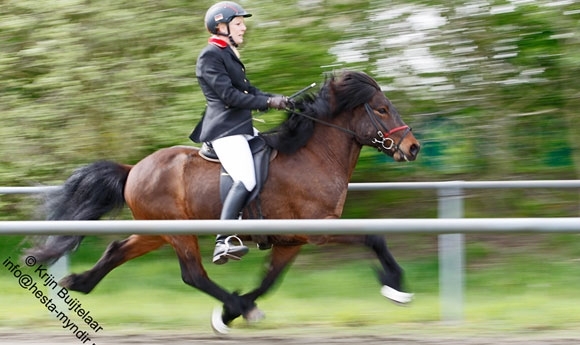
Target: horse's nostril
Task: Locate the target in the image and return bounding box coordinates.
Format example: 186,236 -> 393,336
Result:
410,143 -> 420,157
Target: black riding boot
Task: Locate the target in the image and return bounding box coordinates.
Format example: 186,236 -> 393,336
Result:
213,181 -> 250,265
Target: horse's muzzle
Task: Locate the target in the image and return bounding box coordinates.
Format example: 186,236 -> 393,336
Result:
394,135 -> 420,162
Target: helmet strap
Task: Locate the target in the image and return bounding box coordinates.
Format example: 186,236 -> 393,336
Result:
225,23 -> 239,48
227,35 -> 238,48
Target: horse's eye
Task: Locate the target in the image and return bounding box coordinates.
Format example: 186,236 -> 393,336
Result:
378,108 -> 387,115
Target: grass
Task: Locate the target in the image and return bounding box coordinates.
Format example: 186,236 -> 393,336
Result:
1,234 -> 580,336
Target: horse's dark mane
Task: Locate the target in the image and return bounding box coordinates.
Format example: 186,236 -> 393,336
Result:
261,71 -> 381,154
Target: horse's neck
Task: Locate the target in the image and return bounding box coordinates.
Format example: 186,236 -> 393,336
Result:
304,124 -> 362,184
264,124 -> 361,219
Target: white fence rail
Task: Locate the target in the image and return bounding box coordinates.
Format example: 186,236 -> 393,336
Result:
3,180 -> 580,194
0,218 -> 580,235
2,181 -> 580,323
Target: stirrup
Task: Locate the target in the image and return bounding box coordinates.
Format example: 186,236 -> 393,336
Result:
213,235 -> 249,264
222,235 -> 246,255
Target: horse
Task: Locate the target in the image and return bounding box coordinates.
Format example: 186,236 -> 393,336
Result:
25,70 -> 420,333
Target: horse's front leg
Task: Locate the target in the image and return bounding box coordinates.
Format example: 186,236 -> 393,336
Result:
233,245 -> 302,323
165,235 -> 255,334
326,235 -> 413,304
363,234 -> 413,304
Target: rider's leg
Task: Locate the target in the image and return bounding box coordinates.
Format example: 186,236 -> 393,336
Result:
211,135 -> 256,265
213,181 -> 250,264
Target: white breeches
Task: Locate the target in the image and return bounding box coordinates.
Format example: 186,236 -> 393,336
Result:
211,134 -> 256,191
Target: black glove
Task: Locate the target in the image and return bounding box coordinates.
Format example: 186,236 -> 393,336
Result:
267,96 -> 288,110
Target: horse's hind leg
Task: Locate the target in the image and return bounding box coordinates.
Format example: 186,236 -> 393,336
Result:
60,235 -> 165,294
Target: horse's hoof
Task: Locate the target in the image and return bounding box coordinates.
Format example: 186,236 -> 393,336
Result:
58,275 -> 74,289
244,307 -> 265,323
381,285 -> 414,304
211,307 -> 230,335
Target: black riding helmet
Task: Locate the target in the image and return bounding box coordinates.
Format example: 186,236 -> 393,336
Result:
205,1 -> 252,35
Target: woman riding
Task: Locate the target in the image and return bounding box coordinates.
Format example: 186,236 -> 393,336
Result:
189,1 -> 288,265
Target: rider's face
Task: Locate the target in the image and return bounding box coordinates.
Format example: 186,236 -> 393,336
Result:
229,17 -> 247,46
220,17 -> 246,46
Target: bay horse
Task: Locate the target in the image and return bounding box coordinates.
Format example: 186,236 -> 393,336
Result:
26,70 -> 420,333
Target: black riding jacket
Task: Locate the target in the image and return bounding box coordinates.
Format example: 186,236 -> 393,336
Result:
189,38 -> 271,143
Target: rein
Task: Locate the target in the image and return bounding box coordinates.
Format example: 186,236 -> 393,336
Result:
286,102 -> 411,156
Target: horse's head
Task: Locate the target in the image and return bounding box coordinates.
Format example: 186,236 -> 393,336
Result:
359,90 -> 420,162
261,71 -> 420,162
330,71 -> 420,162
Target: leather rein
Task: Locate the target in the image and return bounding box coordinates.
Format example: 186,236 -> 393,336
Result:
285,102 -> 411,157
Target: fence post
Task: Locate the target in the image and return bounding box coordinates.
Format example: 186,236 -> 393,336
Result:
437,183 -> 465,322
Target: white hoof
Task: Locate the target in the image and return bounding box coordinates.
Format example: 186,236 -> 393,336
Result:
381,285 -> 414,304
211,307 -> 230,335
244,307 -> 265,323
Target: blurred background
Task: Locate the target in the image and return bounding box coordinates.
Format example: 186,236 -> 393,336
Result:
1,0 -> 580,337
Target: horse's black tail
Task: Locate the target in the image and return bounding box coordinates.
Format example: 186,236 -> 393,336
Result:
24,161 -> 132,265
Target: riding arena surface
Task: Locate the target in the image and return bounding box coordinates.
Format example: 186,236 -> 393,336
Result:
2,329 -> 580,345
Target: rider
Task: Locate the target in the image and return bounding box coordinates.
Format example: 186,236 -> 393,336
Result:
190,1 -> 288,265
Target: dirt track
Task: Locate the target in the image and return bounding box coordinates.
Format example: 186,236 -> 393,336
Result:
2,332 -> 580,345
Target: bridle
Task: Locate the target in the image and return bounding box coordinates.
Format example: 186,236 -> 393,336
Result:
363,103 -> 411,155
285,101 -> 411,157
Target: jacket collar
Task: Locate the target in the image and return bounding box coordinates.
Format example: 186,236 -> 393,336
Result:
208,37 -> 228,49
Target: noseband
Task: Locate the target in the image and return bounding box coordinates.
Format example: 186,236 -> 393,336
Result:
363,103 -> 411,155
